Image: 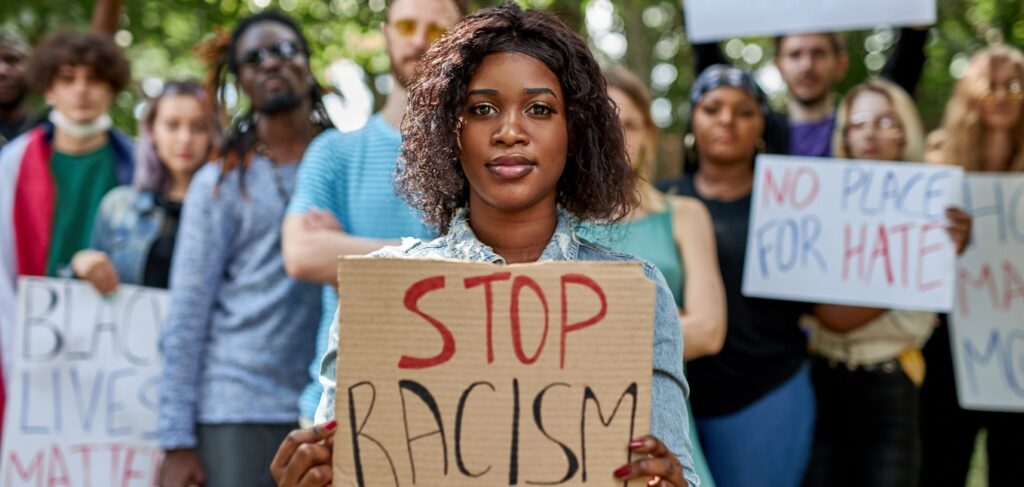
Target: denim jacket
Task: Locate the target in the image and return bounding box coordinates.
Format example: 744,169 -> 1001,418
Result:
89,186 -> 165,285
315,207 -> 699,487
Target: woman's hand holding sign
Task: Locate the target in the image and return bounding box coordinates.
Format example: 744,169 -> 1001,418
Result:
270,420 -> 336,487
614,435 -> 689,487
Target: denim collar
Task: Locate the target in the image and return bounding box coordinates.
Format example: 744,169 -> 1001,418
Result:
442,207 -> 581,264
132,190 -> 158,213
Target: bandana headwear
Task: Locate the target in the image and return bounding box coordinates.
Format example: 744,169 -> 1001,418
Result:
689,64 -> 769,115
48,110 -> 113,139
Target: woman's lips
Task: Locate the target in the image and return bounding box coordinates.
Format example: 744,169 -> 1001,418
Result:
486,156 -> 535,180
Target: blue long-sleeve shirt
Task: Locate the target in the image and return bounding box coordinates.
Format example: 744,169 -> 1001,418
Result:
157,156 -> 321,449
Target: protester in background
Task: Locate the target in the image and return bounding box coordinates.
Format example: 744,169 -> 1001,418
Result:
0,30 -> 133,388
659,65 -> 813,487
282,0 -> 466,426
272,5 -> 698,486
802,78 -> 970,487
919,44 -> 1024,487
690,27 -> 928,156
71,80 -> 214,293
0,31 -> 33,145
580,66 -> 725,486
156,12 -> 329,487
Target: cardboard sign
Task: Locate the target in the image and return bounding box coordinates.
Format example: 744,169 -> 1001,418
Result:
742,155 -> 963,311
333,259 -> 655,486
683,0 -> 936,42
949,175 -> 1024,412
0,277 -> 167,487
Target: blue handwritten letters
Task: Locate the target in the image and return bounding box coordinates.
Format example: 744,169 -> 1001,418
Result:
949,175 -> 1024,412
0,278 -> 168,486
742,155 -> 963,311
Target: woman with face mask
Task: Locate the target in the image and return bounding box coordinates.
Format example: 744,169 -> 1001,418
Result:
71,80 -> 214,293
918,45 -> 1024,487
802,78 -> 969,487
0,31 -> 134,408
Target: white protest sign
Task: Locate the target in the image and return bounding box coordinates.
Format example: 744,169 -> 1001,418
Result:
742,155 -> 962,311
949,175 -> 1024,412
684,0 -> 936,43
1,277 -> 168,486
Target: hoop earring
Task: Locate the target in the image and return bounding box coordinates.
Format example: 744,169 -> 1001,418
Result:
755,138 -> 766,153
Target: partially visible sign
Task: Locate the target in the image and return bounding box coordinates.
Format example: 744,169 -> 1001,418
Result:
950,175 -> 1024,412
743,155 -> 962,311
333,259 -> 656,486
684,0 -> 936,42
0,277 -> 167,487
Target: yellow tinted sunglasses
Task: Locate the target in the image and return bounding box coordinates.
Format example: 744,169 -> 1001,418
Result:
392,19 -> 449,44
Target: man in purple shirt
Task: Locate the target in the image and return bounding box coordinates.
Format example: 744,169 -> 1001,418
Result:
773,33 -> 847,157
692,28 -> 928,158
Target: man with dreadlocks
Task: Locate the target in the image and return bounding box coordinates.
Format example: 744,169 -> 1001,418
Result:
281,0 -> 467,426
156,11 -> 330,487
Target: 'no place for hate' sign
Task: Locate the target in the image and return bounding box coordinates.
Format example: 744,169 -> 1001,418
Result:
683,0 -> 937,42
333,258 -> 656,486
0,277 -> 168,487
950,175 -> 1024,412
742,155 -> 963,311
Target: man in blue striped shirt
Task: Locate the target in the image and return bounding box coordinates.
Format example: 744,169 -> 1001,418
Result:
282,0 -> 468,424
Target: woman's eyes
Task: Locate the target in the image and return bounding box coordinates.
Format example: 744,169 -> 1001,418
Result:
700,105 -> 757,117
468,102 -> 556,117
526,103 -> 554,116
469,103 -> 497,116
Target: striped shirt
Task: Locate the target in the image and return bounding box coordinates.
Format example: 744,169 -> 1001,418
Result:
287,115 -> 433,418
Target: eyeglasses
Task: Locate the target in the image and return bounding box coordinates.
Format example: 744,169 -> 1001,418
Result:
392,19 -> 449,44
980,80 -> 1024,103
238,40 -> 304,67
847,112 -> 904,137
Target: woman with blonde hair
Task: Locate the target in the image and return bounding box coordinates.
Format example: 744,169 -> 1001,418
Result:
580,66 -> 726,486
803,77 -> 970,487
925,44 -> 1024,171
919,44 -> 1024,487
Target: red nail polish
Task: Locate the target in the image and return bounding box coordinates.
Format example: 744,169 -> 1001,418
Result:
613,465 -> 630,478
324,420 -> 338,431
629,439 -> 645,449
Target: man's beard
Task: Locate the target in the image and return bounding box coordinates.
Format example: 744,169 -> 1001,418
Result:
0,84 -> 28,113
794,90 -> 830,108
258,89 -> 303,115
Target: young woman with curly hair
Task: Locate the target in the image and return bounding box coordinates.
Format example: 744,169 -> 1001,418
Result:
271,4 -> 698,487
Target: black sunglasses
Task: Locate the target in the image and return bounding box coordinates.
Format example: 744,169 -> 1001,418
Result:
238,40 -> 304,67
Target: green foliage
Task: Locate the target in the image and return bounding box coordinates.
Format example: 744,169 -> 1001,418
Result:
2,0 -> 1022,141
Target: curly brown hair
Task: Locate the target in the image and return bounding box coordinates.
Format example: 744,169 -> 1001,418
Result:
28,31 -> 130,93
397,2 -> 637,233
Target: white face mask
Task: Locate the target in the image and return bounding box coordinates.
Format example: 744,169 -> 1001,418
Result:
48,110 -> 112,139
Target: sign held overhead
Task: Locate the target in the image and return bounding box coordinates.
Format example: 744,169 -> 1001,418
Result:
684,0 -> 936,43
